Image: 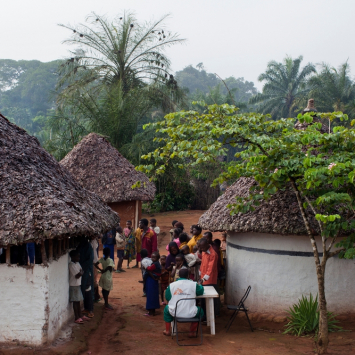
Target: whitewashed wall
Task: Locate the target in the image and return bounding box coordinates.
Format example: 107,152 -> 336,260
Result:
0,253 -> 71,345
47,253 -> 72,342
226,232 -> 355,314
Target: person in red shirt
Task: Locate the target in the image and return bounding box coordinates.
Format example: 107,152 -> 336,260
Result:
203,231 -> 222,273
198,237 -> 220,319
137,219 -> 157,257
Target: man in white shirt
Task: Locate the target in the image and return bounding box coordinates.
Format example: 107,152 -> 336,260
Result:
163,268 -> 204,337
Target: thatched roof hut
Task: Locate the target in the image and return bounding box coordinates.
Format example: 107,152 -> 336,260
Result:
199,177 -> 319,234
60,133 -> 155,203
0,114 -> 120,247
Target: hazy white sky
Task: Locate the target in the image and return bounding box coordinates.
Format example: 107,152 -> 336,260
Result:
1,0 -> 355,89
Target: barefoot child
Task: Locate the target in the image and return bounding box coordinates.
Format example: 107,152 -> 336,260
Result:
95,247 -> 114,310
160,255 -> 170,305
69,250 -> 90,324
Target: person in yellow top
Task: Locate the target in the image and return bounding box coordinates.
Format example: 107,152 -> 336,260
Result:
187,225 -> 203,253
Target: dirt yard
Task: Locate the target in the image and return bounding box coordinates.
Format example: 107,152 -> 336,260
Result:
1,210 -> 355,355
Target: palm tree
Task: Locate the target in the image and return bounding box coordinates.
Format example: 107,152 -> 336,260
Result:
308,62 -> 355,113
46,12 -> 186,159
57,12 -> 184,99
249,56 -> 315,118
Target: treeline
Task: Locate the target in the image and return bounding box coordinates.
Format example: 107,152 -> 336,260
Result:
1,13 -> 354,212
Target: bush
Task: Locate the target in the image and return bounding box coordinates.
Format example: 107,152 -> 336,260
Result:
284,294 -> 341,336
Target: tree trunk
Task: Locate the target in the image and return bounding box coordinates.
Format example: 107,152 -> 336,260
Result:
290,178 -> 329,354
316,264 -> 329,354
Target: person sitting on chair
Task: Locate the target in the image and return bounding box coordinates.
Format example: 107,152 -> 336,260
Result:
163,268 -> 204,337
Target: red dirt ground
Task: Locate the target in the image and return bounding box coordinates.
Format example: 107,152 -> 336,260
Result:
1,210 -> 355,355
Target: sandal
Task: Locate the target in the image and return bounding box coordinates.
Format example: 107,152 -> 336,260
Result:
82,316 -> 91,321
143,313 -> 152,316
126,266 -> 130,269
74,318 -> 84,324
105,305 -> 114,310
87,312 -> 94,318
132,265 -> 138,268
115,270 -> 121,273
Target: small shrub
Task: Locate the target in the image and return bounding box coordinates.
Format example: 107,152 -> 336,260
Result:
284,294 -> 342,336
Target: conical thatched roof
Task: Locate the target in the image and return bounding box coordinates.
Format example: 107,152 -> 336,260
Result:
199,177 -> 319,235
60,133 -> 156,203
0,114 -> 120,246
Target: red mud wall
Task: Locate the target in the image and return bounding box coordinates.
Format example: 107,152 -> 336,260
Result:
108,201 -> 142,229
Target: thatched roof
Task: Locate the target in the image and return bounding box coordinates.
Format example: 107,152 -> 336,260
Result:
199,177 -> 319,235
0,114 -> 120,246
60,133 -> 155,203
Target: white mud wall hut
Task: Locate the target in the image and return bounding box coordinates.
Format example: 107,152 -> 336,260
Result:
199,177 -> 355,315
0,113 -> 120,345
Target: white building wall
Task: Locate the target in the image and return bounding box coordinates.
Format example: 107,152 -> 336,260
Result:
226,232 -> 355,314
47,253 -> 72,342
0,253 -> 72,345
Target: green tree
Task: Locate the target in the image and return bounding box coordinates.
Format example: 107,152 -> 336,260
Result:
308,62 -> 355,114
57,12 -> 184,98
138,104 -> 355,354
175,65 -> 257,104
47,12 -> 185,157
249,56 -> 315,118
0,59 -> 60,133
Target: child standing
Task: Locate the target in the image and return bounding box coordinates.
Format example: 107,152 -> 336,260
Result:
69,250 -> 90,324
193,244 -> 202,282
95,247 -> 114,310
180,245 -> 197,280
160,255 -> 170,305
115,226 -> 126,273
150,218 -> 160,235
124,221 -> 136,269
221,232 -> 227,264
171,254 -> 187,282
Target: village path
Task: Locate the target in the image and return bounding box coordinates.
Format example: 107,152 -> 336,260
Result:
78,210 -> 355,355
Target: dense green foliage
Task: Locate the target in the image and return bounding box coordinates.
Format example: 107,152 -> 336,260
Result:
309,62 -> 355,113
284,294 -> 341,336
0,59 -> 60,140
175,64 -> 257,106
249,56 -> 315,118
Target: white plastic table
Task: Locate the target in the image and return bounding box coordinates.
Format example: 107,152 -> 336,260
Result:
171,286 -> 219,336
196,285 -> 219,335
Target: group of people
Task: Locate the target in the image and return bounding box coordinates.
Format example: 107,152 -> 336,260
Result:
68,218 -> 160,324
140,220 -> 227,337
68,217 -> 228,336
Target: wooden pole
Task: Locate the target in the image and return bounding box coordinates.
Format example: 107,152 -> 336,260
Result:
6,246 -> 11,265
41,242 -> 48,266
48,239 -> 53,262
